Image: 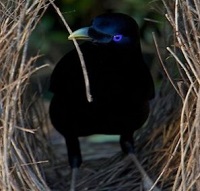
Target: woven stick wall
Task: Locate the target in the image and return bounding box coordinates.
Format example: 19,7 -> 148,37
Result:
144,0 -> 200,190
0,1 -> 50,190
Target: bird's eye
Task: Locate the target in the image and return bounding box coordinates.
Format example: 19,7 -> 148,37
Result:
113,34 -> 123,42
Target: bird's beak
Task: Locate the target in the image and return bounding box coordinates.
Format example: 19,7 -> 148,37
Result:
68,27 -> 92,41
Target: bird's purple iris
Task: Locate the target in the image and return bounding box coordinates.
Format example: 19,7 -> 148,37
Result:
113,34 -> 123,42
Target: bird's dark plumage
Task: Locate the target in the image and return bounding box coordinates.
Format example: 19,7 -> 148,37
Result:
49,12 -> 155,171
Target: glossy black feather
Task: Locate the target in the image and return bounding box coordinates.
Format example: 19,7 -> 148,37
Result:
49,13 -> 155,168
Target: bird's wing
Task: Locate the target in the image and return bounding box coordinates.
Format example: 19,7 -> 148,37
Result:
49,44 -> 86,99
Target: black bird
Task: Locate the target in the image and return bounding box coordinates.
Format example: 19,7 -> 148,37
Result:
49,12 -> 155,190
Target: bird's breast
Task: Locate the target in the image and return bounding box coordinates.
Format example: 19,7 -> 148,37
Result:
89,65 -> 127,101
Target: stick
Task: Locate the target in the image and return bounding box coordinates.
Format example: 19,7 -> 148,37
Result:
49,1 -> 93,102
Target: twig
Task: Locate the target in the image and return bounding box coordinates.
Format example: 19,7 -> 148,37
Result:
128,153 -> 161,191
152,32 -> 183,99
49,0 -> 93,102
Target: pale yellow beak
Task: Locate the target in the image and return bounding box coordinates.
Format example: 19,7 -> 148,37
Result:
68,27 -> 92,40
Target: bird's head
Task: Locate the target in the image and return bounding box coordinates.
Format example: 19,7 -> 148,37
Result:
68,13 -> 141,48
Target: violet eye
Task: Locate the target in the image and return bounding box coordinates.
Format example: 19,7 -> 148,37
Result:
113,34 -> 123,42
